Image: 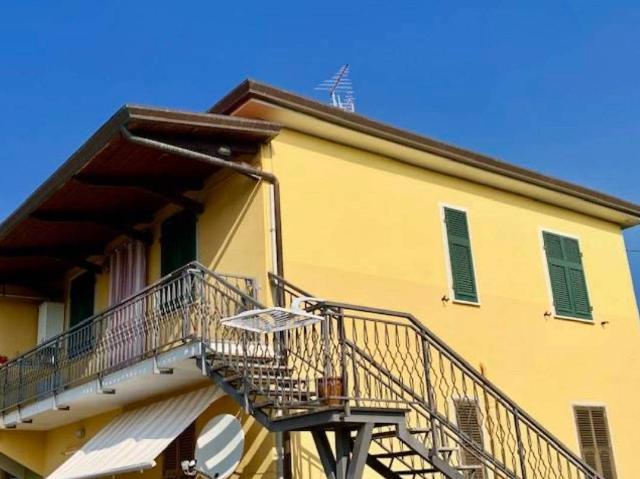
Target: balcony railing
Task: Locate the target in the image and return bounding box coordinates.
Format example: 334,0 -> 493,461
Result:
0,263 -> 260,414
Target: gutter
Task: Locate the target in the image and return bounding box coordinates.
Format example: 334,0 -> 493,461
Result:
119,126 -> 285,299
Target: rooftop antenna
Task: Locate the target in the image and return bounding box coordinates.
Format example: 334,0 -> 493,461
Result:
315,64 -> 356,112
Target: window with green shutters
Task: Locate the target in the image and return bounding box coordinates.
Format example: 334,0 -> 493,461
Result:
443,207 -> 478,303
543,232 -> 592,320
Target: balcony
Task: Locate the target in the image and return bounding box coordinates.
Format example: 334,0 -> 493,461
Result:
0,262 -> 259,429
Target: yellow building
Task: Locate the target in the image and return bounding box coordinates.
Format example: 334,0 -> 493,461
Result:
0,80 -> 637,479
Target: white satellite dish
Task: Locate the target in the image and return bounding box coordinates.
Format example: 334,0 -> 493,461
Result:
195,414 -> 245,479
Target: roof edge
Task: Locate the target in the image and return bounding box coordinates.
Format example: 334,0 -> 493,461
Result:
210,79 -> 640,225
0,105 -> 281,241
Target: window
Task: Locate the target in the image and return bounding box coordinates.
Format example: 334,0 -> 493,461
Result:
574,406 -> 617,479
443,207 -> 478,303
542,232 -> 592,320
163,422 -> 196,479
454,399 -> 485,478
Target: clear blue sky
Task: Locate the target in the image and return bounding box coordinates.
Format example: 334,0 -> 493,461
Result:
2,2 -> 640,299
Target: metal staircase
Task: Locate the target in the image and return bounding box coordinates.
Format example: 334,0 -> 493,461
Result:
190,268 -> 603,479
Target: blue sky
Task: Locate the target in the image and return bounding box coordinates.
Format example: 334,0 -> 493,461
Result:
1,1 -> 640,298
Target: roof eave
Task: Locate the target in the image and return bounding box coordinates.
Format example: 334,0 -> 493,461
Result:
0,105 -> 281,241
210,79 -> 640,228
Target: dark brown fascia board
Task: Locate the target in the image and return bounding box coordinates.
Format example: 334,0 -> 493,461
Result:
125,104 -> 282,137
210,79 -> 640,223
0,105 -> 282,242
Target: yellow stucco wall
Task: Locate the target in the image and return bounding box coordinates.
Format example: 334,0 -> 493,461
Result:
2,124 -> 639,478
0,160 -> 278,478
0,299 -> 38,360
269,128 -> 640,478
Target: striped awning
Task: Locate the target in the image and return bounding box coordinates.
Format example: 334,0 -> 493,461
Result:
48,386 -> 222,479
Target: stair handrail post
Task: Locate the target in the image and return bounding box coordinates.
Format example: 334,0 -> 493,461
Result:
421,337 -> 442,454
513,407 -> 529,479
181,269 -> 191,341
336,308 -> 350,417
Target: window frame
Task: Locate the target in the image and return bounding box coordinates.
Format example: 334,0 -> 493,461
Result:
571,403 -> 618,479
440,204 -> 481,306
539,228 -> 594,324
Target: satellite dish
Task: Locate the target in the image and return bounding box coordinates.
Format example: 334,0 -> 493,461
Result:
195,414 -> 245,479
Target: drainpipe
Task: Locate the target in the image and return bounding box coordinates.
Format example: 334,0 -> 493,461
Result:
119,126 -> 285,290
119,126 -> 291,478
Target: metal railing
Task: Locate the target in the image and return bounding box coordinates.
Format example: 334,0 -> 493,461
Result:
267,273 -> 603,479
0,263 -> 259,414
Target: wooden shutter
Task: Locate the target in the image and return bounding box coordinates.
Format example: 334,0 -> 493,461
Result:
543,232 -> 592,320
444,208 -> 478,303
161,211 -> 197,276
454,399 -> 485,479
574,406 -> 617,479
163,422 -> 196,479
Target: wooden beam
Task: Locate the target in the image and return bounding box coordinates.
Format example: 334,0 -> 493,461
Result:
72,174 -> 205,192
0,247 -> 103,273
31,210 -> 154,225
31,211 -> 153,245
0,246 -> 104,258
73,176 -> 204,214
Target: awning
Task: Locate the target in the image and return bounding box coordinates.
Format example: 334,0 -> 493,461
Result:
48,386 -> 222,479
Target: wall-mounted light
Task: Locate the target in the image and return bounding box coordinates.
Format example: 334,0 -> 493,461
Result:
217,146 -> 232,157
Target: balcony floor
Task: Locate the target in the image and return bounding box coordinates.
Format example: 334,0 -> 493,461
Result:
1,341 -> 209,431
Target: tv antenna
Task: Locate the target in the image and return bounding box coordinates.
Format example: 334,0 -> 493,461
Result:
315,64 -> 356,112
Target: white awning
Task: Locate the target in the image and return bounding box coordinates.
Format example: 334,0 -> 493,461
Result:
48,386 -> 222,479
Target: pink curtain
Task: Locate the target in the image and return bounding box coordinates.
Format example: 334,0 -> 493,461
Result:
107,241 -> 147,367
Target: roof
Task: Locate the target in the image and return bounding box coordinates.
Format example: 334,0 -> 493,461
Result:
210,79 -> 640,225
0,105 -> 280,294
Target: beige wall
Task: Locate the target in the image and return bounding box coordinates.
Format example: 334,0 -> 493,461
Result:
269,128 -> 640,478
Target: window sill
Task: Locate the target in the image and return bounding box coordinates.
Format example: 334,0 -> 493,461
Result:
554,314 -> 594,325
452,299 -> 481,307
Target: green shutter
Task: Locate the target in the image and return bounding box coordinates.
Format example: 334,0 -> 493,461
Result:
161,211 -> 197,276
543,232 -> 592,320
444,208 -> 478,303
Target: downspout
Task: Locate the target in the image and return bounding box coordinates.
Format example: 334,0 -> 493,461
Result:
120,126 -> 291,478
119,126 -> 285,290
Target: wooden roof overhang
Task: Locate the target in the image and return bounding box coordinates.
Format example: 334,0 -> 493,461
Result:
0,105 -> 281,297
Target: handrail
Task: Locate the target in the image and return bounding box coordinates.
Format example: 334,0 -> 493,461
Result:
269,273 -> 602,479
0,262 -> 261,372
318,300 -> 596,476
0,263 -> 260,414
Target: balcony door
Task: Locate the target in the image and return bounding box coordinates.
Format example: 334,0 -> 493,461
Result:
107,240 -> 147,367
161,210 -> 197,276
68,271 -> 95,357
160,211 -> 197,342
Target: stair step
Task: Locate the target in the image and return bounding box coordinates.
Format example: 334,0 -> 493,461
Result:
252,399 -> 275,409
397,469 -> 437,475
438,446 -> 458,455
372,450 -> 420,459
371,430 -> 398,440
223,374 -> 243,383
